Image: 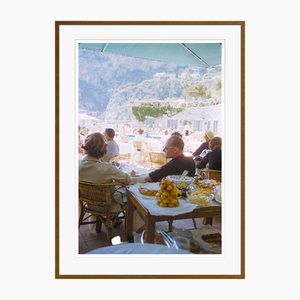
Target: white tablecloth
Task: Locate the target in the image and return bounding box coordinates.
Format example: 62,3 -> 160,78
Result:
121,164 -> 155,175
121,164 -> 155,183
127,183 -> 198,216
86,243 -> 191,254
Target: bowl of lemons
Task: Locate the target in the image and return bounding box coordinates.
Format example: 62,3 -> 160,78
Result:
166,175 -> 194,190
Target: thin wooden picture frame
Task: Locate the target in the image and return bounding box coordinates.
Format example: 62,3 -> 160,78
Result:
55,21 -> 245,279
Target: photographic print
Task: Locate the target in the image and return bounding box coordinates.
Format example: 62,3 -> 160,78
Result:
55,21 -> 245,278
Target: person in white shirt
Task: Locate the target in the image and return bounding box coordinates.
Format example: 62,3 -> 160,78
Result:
184,123 -> 191,136
134,128 -> 146,142
102,128 -> 120,162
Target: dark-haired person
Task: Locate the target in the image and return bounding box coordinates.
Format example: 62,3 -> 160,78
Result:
171,131 -> 183,138
196,137 -> 222,171
102,128 -> 120,162
144,135 -> 195,182
79,132 -> 130,214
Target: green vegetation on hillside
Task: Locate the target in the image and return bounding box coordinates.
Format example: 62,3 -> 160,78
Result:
187,83 -> 211,99
132,103 -> 184,122
215,79 -> 222,91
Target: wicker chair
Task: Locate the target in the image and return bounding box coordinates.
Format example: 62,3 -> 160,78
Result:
78,181 -> 127,245
148,151 -> 167,168
199,168 -> 222,182
196,169 -> 222,226
133,141 -> 147,163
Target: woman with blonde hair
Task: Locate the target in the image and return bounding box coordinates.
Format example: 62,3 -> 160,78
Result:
193,130 -> 214,160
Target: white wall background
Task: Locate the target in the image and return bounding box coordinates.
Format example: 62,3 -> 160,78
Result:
0,0 -> 299,299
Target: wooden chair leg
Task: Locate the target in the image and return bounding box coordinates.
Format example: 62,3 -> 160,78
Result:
168,220 -> 173,232
105,218 -> 113,245
78,210 -> 85,228
192,218 -> 197,229
106,227 -> 112,245
96,217 -> 102,232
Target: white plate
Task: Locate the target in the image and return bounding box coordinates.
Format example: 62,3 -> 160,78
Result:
139,182 -> 160,190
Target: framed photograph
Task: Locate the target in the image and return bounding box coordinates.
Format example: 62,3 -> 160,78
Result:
55,21 -> 245,278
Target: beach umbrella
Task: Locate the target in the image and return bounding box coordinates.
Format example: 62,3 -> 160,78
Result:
78,113 -> 99,121
79,43 -> 221,68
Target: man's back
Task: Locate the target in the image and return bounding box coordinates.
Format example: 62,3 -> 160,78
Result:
148,154 -> 195,182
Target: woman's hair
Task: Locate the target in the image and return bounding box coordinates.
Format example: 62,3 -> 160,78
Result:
204,130 -> 214,142
82,132 -> 107,158
209,137 -> 222,151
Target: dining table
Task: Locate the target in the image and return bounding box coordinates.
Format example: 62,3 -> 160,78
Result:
125,182 -> 222,244
119,163 -> 155,183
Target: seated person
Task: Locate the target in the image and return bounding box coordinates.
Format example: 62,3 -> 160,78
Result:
196,137 -> 222,171
79,132 -> 130,213
133,136 -> 195,232
193,130 -> 214,161
134,128 -> 146,142
102,128 -> 120,162
144,135 -> 195,182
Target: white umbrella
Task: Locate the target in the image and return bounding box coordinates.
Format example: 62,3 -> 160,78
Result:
78,113 -> 99,121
